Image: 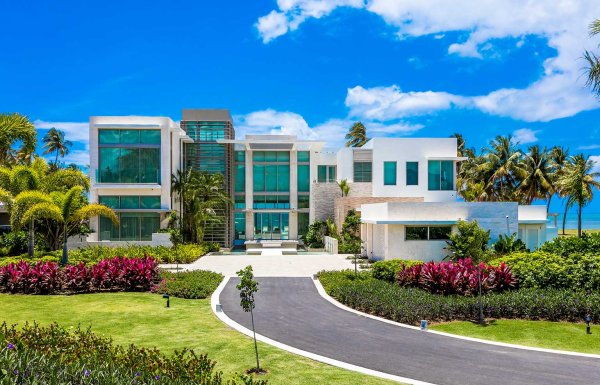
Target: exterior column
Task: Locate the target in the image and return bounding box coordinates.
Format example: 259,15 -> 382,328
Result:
384,224 -> 389,260
245,149 -> 254,240
289,150 -> 298,240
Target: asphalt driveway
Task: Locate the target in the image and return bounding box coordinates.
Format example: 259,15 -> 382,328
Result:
220,277 -> 600,385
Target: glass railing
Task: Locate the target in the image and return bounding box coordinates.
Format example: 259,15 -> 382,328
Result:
95,169 -> 161,184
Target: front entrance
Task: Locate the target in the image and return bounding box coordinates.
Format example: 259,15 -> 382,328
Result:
254,212 -> 289,240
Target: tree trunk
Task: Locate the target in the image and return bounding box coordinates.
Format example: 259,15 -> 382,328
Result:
28,221 -> 34,258
546,194 -> 552,214
250,307 -> 260,370
578,203 -> 582,238
61,225 -> 68,265
562,203 -> 568,235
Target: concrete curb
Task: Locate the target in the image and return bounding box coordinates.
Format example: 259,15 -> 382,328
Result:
312,278 -> 600,360
211,276 -> 436,385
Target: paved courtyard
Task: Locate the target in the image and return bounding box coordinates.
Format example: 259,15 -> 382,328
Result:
162,252 -> 356,277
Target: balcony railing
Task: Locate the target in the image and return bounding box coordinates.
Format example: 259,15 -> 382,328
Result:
95,169 -> 161,184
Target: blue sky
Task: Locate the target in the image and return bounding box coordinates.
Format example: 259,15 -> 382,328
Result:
1,0 -> 600,214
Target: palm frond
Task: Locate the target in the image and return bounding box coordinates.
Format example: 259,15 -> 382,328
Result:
72,204 -> 118,225
22,202 -> 64,226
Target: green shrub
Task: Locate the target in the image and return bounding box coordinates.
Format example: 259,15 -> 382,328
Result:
305,221 -> 326,248
490,251 -> 600,291
492,233 -> 527,255
445,220 -> 490,261
0,322 -> 266,385
371,259 -> 423,282
0,231 -> 28,255
152,270 -> 224,299
540,232 -> 600,256
203,242 -> 221,253
318,270 -> 600,324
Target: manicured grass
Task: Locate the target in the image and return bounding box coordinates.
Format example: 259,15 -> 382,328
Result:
0,293 -> 398,385
431,319 -> 599,354
559,229 -> 600,237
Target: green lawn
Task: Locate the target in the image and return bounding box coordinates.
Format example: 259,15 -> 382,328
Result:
559,229 -> 600,237
431,319 -> 599,354
0,293 -> 398,385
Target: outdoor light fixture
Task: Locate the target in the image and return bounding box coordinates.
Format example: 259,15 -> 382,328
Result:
420,320 -> 428,330
585,314 -> 592,334
163,294 -> 170,308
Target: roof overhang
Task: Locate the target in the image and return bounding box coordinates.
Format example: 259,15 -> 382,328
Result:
362,220 -> 458,225
218,139 -> 325,151
427,156 -> 468,161
518,220 -> 547,224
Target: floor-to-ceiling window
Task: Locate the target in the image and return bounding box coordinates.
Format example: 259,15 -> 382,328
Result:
98,129 -> 161,184
98,195 -> 162,241
254,213 -> 289,240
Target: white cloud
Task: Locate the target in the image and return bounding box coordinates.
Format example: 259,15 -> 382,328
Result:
234,109 -> 423,148
61,149 -> 90,167
256,0 -> 600,121
34,120 -> 89,143
578,144 -> 600,150
511,128 -> 540,145
590,155 -> 600,173
346,85 -> 468,120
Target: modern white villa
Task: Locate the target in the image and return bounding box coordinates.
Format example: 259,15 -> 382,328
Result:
86,109 -> 557,261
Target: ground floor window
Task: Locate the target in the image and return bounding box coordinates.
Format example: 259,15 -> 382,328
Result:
234,212 -> 246,240
298,212 -> 309,238
405,225 -> 452,241
254,212 -> 289,240
99,212 -> 160,241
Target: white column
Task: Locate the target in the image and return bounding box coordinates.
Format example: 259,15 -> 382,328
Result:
245,149 -> 254,240
384,224 -> 389,260
289,150 -> 298,240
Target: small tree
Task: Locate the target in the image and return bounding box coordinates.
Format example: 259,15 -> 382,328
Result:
445,220 -> 491,325
236,265 -> 262,374
337,179 -> 350,197
339,209 -> 361,254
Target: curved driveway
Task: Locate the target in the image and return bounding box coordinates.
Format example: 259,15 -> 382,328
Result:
220,277 -> 600,385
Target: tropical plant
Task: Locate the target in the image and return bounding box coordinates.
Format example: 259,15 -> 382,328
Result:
445,220 -> 490,262
42,127 -> 72,164
478,135 -> 525,202
492,233 -> 527,255
13,186 -> 118,264
549,146 -> 570,233
518,145 -> 554,205
0,113 -> 37,166
236,265 -> 262,374
557,154 -> 600,237
304,220 -> 327,247
345,121 -> 369,147
337,178 -> 350,197
584,18 -> 600,96
338,209 -> 361,254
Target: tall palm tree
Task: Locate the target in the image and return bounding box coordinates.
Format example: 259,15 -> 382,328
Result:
43,128 -> 72,164
189,172 -> 232,243
548,146 -> 570,233
171,168 -> 194,234
345,122 -> 369,147
557,154 -> 600,237
518,145 -> 554,205
18,186 -> 117,264
478,135 -> 525,201
0,113 -> 37,166
584,19 -> 600,96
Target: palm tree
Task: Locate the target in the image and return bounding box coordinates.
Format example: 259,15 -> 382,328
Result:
584,19 -> 600,96
188,171 -> 232,243
43,128 -> 72,164
18,186 -> 118,264
0,113 -> 37,166
337,179 -> 350,197
171,168 -> 194,233
345,122 -> 369,147
548,146 -> 570,233
557,154 -> 600,237
478,135 -> 525,201
518,145 -> 554,205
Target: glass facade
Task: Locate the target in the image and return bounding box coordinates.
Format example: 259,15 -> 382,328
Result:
353,162 -> 372,182
98,128 -> 161,184
99,213 -> 160,241
298,212 -> 309,238
428,160 -> 454,190
406,162 -> 419,185
234,212 -> 246,240
254,212 -> 289,240
297,194 -> 310,209
253,195 -> 290,209
99,195 -> 161,210
297,151 -> 310,162
317,165 -> 336,183
383,161 -> 397,185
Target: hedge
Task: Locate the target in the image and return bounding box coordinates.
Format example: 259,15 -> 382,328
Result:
490,251 -> 600,291
371,259 -> 423,282
152,270 -> 224,299
539,231 -> 600,256
318,270 -> 599,325
0,322 -> 266,385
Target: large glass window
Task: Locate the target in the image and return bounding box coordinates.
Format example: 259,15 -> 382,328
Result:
297,151 -> 310,163
98,129 -> 160,145
297,194 -> 310,209
298,212 -> 310,238
383,161 -> 397,185
99,213 -> 160,241
406,226 -> 452,241
234,212 -> 246,240
254,212 -> 289,240
297,164 -> 310,192
354,162 -> 372,182
428,160 -> 454,191
253,164 -> 289,192
253,195 -> 290,209
234,195 -> 245,209
318,166 -> 327,183
98,146 -> 160,184
328,166 -> 336,182
406,162 -> 419,186
99,195 -> 161,210
235,164 -> 245,192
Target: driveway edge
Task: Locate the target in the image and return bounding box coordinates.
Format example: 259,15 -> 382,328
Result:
312,277 -> 600,359
211,276 -> 437,385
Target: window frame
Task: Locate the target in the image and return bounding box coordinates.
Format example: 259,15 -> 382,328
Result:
383,161 -> 397,186
406,161 -> 419,186
405,225 -> 453,241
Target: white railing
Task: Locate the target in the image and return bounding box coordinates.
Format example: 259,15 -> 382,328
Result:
324,236 -> 338,254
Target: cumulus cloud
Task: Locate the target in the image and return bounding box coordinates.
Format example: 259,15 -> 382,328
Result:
234,109 -> 423,148
34,120 -> 89,143
256,0 -> 600,122
511,128 -> 540,145
578,144 -> 600,150
590,155 -> 600,173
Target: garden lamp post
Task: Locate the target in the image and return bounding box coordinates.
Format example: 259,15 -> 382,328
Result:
163,294 -> 170,308
585,315 -> 592,334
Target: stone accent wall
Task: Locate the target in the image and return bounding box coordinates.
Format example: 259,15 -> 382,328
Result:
311,182 -> 341,222
334,196 -> 424,228
347,182 -> 372,197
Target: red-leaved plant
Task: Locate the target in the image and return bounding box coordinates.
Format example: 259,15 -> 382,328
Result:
396,258 -> 516,296
0,257 -> 158,295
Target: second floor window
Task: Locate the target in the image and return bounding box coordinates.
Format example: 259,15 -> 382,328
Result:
317,165 -> 337,183
354,162 -> 372,182
383,161 -> 397,185
428,160 -> 454,191
406,162 -> 419,185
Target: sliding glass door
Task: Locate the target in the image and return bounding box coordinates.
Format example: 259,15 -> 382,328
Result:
254,213 -> 289,240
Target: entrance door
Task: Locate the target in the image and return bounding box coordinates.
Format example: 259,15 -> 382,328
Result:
526,228 -> 539,251
254,213 -> 289,240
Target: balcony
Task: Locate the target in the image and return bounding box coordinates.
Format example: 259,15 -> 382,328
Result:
95,169 -> 161,185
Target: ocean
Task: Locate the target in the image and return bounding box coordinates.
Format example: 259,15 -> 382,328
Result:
549,212 -> 600,230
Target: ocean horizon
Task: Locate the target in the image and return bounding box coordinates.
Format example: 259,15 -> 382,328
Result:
548,212 -> 600,230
